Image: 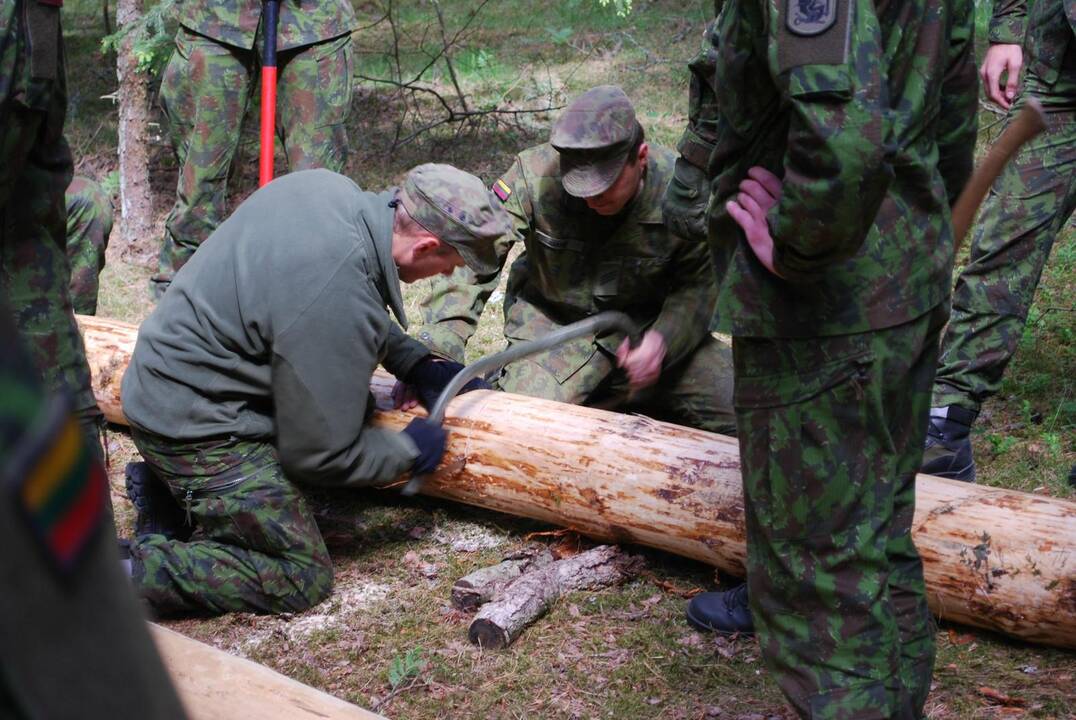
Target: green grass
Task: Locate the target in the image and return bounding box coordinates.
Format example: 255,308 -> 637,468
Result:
63,0 -> 1076,717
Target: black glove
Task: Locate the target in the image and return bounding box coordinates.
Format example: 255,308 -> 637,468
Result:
401,418 -> 448,475
405,356 -> 492,410
661,157 -> 710,241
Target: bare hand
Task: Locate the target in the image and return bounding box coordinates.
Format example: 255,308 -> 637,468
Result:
980,43 -> 1023,110
726,166 -> 783,277
616,330 -> 667,391
392,380 -> 420,411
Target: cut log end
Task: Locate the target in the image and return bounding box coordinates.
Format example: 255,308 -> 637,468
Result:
468,619 -> 510,649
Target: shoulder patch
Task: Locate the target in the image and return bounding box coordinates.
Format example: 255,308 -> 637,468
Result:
777,0 -> 850,72
7,398 -> 106,579
492,178 -> 513,203
787,0 -> 837,36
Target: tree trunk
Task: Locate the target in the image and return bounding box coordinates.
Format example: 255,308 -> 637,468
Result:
114,0 -> 155,258
77,315 -> 1076,649
150,624 -> 385,719
468,545 -> 641,649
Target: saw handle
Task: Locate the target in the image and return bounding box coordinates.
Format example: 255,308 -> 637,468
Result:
950,98 -> 1046,251
400,311 -> 641,496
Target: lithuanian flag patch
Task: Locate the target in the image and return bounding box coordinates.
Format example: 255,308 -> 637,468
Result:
492,178 -> 512,203
7,398 -> 106,578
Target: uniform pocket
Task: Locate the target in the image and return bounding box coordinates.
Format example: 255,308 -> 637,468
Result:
313,34 -> 354,128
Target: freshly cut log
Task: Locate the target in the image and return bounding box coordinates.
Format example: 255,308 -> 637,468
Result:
150,624 -> 384,719
452,545 -> 555,611
79,316 -> 1076,649
468,545 -> 642,648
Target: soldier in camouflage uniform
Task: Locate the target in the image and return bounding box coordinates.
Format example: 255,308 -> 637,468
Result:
65,175 -> 113,315
1,0 -> 103,452
150,0 -> 358,299
0,309 -> 187,720
669,0 -> 978,717
121,165 -> 509,615
924,0 -> 1076,483
411,86 -> 736,435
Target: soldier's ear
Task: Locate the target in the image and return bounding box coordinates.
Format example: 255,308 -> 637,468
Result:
636,142 -> 649,165
411,236 -> 442,258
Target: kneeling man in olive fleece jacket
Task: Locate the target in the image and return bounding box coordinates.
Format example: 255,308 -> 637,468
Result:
120,165 -> 510,616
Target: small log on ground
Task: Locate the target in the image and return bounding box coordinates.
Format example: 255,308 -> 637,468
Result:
468,545 -> 643,648
452,545 -> 556,611
78,316 -> 1076,649
150,624 -> 384,719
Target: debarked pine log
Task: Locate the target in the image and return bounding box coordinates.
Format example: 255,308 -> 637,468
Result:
150,624 -> 385,719
468,545 -> 643,648
79,316 -> 1076,649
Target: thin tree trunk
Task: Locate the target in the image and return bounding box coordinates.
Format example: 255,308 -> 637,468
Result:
115,0 -> 154,255
76,315 -> 1076,650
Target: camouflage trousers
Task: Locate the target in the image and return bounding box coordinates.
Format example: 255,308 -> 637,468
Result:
151,27 -> 353,298
129,428 -> 333,616
733,304 -> 947,719
496,332 -> 736,435
932,66 -> 1076,416
0,97 -> 102,449
65,176 -> 112,315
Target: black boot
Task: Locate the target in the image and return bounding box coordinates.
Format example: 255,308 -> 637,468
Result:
921,406 -> 976,482
686,583 -> 754,635
124,462 -> 189,540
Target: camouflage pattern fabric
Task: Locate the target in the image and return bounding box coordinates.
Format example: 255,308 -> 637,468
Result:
734,305 -> 947,719
416,142 -> 735,433
933,2 -> 1076,414
175,0 -> 357,53
674,0 -> 979,716
0,0 -> 102,448
129,428 -> 333,616
0,311 -> 187,720
65,175 -> 112,315
152,27 -> 353,297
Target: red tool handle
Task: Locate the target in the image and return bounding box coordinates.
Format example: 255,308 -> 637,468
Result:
258,66 -> 277,187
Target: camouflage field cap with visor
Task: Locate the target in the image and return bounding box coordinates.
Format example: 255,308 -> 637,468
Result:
397,163 -> 510,277
550,85 -> 640,198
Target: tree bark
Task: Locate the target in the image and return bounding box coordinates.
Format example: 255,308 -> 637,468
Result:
114,0 -> 155,258
468,545 -> 641,649
77,315 -> 1076,649
452,545 -> 555,611
150,624 -> 385,719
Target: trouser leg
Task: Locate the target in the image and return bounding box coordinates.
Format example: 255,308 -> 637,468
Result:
153,28 -> 253,297
733,306 -> 944,719
275,33 -> 353,174
129,432 -> 333,616
932,93 -> 1076,415
64,176 -> 113,315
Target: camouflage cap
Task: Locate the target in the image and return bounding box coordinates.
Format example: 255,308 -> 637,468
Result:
550,85 -> 639,198
398,163 -> 510,277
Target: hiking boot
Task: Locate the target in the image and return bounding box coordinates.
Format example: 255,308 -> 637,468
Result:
124,462 -> 189,540
921,406 -> 976,482
686,583 -> 754,635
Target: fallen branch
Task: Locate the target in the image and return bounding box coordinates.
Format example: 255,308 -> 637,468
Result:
451,545 -> 555,611
468,545 -> 643,649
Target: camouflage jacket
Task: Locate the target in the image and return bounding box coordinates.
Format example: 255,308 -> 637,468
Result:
676,0 -> 978,337
175,0 -> 358,52
414,143 -> 716,371
123,170 -> 427,488
991,0 -> 1076,110
1,0 -> 65,120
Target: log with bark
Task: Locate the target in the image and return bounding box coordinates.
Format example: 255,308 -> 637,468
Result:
79,315 -> 1076,649
467,545 -> 643,649
150,624 -> 385,719
451,544 -> 555,611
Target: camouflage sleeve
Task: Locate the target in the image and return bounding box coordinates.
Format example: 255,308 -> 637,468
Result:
412,161 -> 527,363
650,233 -> 717,368
989,0 -> 1027,44
766,0 -> 892,283
937,0 -> 979,206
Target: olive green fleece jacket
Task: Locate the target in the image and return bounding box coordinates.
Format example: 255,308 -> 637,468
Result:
122,169 -> 429,486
